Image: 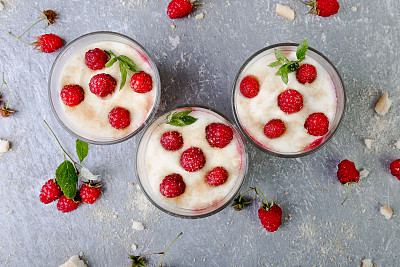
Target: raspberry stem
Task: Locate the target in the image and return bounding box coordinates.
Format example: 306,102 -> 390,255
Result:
0,72 -> 11,109
158,232 -> 183,267
8,17 -> 47,45
253,187 -> 270,209
341,183 -> 351,205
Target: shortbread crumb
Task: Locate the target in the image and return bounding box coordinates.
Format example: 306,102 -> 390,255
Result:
195,13 -> 204,20
0,139 -> 9,153
380,205 -> 393,219
364,139 -> 374,150
374,93 -> 392,116
394,140 -> 400,149
132,220 -> 145,231
131,243 -> 137,251
276,4 -> 295,21
359,169 -> 370,179
59,255 -> 87,267
362,259 -> 373,267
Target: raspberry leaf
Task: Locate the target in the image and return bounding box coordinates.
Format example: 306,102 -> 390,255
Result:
56,160 -> 78,199
296,39 -> 309,61
76,139 -> 88,162
164,110 -> 197,126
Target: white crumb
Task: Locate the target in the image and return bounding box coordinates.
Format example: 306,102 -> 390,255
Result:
131,243 -> 137,251
364,139 -> 374,150
394,140 -> 400,149
78,252 -> 84,257
171,22 -> 176,29
112,214 -> 118,219
59,255 -> 87,267
362,258 -> 373,267
0,2 -> 4,11
374,93 -> 392,116
359,169 -> 370,179
6,210 -> 13,215
0,139 -> 10,153
276,4 -> 295,21
195,13 -> 204,20
351,6 -> 358,12
132,220 -> 144,231
169,36 -> 180,50
380,206 -> 393,219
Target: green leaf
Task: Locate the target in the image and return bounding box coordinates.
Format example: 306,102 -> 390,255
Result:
119,61 -> 128,90
180,116 -> 197,125
118,55 -> 140,73
76,139 -> 88,162
274,49 -> 288,63
173,110 -> 192,118
164,110 -> 197,127
296,39 -> 309,61
105,57 -> 118,68
129,255 -> 146,267
281,72 -> 289,84
56,161 -> 78,199
105,50 -> 117,58
268,61 -> 282,67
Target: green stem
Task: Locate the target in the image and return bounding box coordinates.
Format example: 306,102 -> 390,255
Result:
341,183 -> 351,205
158,232 -> 183,267
254,187 -> 270,209
298,0 -> 309,5
1,72 -> 11,109
8,32 -> 34,45
238,188 -> 255,203
18,17 -> 46,39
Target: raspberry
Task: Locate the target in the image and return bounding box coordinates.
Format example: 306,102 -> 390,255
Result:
337,159 -> 360,184
85,48 -> 109,70
89,73 -> 116,98
264,119 -> 286,139
60,85 -> 85,107
301,0 -> 340,18
33,34 -> 63,53
57,195 -> 79,213
160,131 -> 183,151
258,204 -> 282,232
39,179 -> 62,204
296,64 -> 317,84
167,0 -> 194,19
130,71 -> 153,93
277,89 -> 303,114
79,183 -> 101,204
180,147 -> 206,172
108,107 -> 131,130
206,167 -> 229,186
304,113 -> 329,136
240,75 -> 260,98
205,123 -> 234,149
160,173 -> 186,198
390,159 -> 400,179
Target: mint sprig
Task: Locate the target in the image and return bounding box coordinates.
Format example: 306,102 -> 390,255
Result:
76,139 -> 88,162
105,50 -> 140,90
268,39 -> 309,84
163,110 -> 198,127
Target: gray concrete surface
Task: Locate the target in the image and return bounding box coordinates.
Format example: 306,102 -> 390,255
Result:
0,0 -> 399,266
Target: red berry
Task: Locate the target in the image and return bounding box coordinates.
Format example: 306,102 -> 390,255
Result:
160,173 -> 186,198
337,159 -> 360,184
89,73 -> 116,98
304,113 -> 329,136
240,75 -> 260,98
264,119 -> 286,139
57,195 -> 79,213
167,0 -> 194,19
60,85 -> 85,107
160,131 -> 183,151
205,123 -> 234,149
180,147 -> 206,172
206,167 -> 229,187
39,179 -> 62,204
277,89 -> 303,114
296,64 -> 317,84
108,107 -> 131,129
130,71 -> 153,93
390,159 -> 400,180
85,48 -> 109,70
80,183 -> 101,204
33,34 -> 63,53
316,0 -> 340,17
258,204 -> 282,232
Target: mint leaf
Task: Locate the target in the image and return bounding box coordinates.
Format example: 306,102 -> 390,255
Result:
105,57 -> 118,68
105,50 -> 117,58
56,160 -> 78,199
281,73 -> 289,84
268,61 -> 282,67
172,110 -> 192,118
76,139 -> 88,162
119,61 -> 128,89
296,39 -> 309,61
119,55 -> 140,73
164,110 -> 197,126
105,51 -> 140,90
274,49 -> 289,64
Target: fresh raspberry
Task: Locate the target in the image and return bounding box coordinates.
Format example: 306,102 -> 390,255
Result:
296,64 -> 317,84
390,159 -> 400,180
39,179 -> 62,204
85,48 -> 109,70
240,75 -> 260,98
160,173 -> 186,198
79,183 -> 101,204
167,0 -> 194,19
130,71 -> 153,93
57,195 -> 79,213
89,73 -> 116,98
160,131 -> 183,151
206,167 -> 229,186
33,34 -> 63,53
304,113 -> 329,136
302,0 -> 339,17
337,159 -> 360,184
264,119 -> 286,139
258,204 -> 282,232
277,89 -> 303,114
180,147 -> 206,172
60,85 -> 85,107
108,107 -> 131,129
205,123 -> 234,149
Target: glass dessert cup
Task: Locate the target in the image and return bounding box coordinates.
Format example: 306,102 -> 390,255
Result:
49,31 -> 161,145
136,106 -> 248,218
232,43 -> 346,158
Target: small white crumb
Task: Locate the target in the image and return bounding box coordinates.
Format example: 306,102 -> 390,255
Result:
380,206 -> 393,219
59,255 -> 87,267
0,139 -> 10,153
171,22 -> 176,29
375,93 -> 392,116
78,252 -> 84,257
195,13 -> 204,20
362,259 -> 373,267
7,210 -> 13,215
362,209 -> 366,213
276,4 -> 295,21
364,139 -> 374,149
359,169 -> 370,179
394,140 -> 400,149
112,214 -> 118,219
131,243 -> 137,251
351,6 -> 358,12
0,2 -> 4,11
169,36 -> 180,51
132,221 -> 144,231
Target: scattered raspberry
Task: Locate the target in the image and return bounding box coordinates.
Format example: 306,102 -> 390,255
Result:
85,48 -> 109,70
258,203 -> 282,232
33,34 -> 63,53
89,73 -> 116,98
180,147 -> 206,172
302,0 -> 340,17
60,85 -> 85,107
206,167 -> 229,186
57,195 -> 79,213
39,179 -> 62,204
205,123 -> 234,148
108,107 -> 131,130
160,173 -> 186,198
390,159 -> 400,180
167,0 -> 194,19
160,131 -> 183,151
130,71 -> 153,93
296,64 -> 317,84
337,159 -> 360,184
79,183 -> 101,204
304,112 -> 329,136
264,119 -> 286,139
277,89 -> 303,114
240,75 -> 260,98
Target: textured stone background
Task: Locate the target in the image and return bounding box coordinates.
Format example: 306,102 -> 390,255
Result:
0,0 -> 399,266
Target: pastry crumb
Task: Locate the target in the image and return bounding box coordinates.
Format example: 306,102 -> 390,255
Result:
359,168 -> 370,179
380,206 -> 393,219
394,140 -> 400,149
351,6 -> 358,12
0,139 -> 10,153
132,220 -> 145,231
6,210 -> 13,214
276,4 -> 295,21
0,2 -> 4,11
195,13 -> 204,20
364,139 -> 374,150
59,255 -> 87,267
131,243 -> 137,251
362,258 -> 373,267
374,92 -> 392,116
171,22 -> 176,29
